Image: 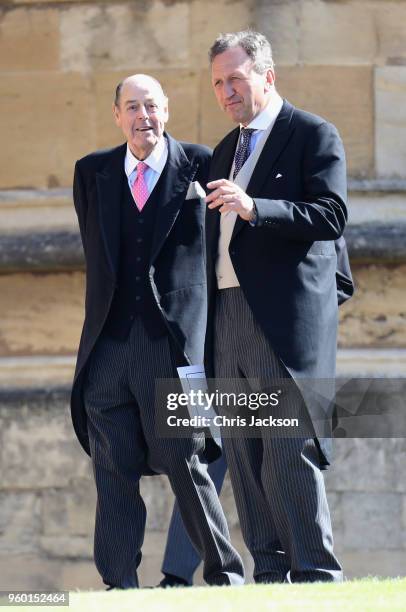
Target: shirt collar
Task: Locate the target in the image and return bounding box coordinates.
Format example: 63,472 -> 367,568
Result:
242,89 -> 284,132
125,136 -> 168,177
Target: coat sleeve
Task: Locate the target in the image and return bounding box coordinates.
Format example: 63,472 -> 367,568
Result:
73,160 -> 88,257
254,121 -> 348,241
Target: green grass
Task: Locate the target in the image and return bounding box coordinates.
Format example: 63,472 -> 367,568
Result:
12,578 -> 405,612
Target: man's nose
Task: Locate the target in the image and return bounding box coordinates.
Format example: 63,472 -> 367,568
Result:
136,104 -> 149,120
223,81 -> 236,100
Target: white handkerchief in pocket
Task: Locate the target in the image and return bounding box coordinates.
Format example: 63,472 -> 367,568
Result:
186,180 -> 206,200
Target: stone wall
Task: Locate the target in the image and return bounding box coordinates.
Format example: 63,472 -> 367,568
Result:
1,389 -> 405,590
1,0 -> 406,589
1,0 -> 406,187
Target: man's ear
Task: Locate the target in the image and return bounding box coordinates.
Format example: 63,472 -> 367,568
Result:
112,102 -> 121,127
265,68 -> 276,91
163,98 -> 169,123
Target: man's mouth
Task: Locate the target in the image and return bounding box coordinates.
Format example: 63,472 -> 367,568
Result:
136,127 -> 153,132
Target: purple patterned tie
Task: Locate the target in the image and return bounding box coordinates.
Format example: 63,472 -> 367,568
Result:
131,161 -> 150,211
233,128 -> 255,180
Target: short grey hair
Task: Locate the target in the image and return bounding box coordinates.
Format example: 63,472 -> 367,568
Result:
209,30 -> 274,74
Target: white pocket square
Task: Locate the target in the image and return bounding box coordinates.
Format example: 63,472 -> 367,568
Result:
275,173 -> 283,179
186,180 -> 206,200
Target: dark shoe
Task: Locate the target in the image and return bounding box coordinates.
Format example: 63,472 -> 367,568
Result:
255,572 -> 286,584
158,574 -> 190,588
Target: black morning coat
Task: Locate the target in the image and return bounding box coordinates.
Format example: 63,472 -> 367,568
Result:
205,100 -> 354,467
71,133 -> 212,458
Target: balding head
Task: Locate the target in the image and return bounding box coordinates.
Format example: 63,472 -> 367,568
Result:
114,74 -> 167,108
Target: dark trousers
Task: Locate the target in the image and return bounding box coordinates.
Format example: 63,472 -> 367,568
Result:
214,288 -> 342,583
161,454 -> 228,583
83,316 -> 244,588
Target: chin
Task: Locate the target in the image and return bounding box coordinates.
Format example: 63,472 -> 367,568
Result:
229,112 -> 242,124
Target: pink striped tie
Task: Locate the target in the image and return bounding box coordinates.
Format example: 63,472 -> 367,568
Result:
131,161 -> 150,212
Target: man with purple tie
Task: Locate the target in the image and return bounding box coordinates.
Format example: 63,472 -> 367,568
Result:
71,74 -> 244,589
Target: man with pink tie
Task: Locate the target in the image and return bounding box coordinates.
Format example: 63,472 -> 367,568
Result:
71,74 -> 244,589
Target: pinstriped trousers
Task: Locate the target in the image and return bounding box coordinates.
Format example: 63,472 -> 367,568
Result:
214,288 -> 343,583
83,316 -> 244,588
161,453 -> 228,583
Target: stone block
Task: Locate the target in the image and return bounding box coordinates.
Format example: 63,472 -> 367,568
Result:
93,69 -> 200,150
0,272 -> 84,356
191,0 -> 255,68
348,192 -> 406,225
219,473 -> 240,529
199,69 -> 235,148
0,492 -> 41,554
392,442 -> 406,493
0,73 -> 94,189
375,4 -> 406,65
338,550 -> 406,579
10,0 -> 83,3
0,189 -> 76,234
0,399 -> 91,489
403,495 -> 406,549
40,535 -> 93,559
327,491 -> 343,531
60,2 -> 189,73
299,0 -> 377,65
325,491 -> 344,553
255,0 -> 299,65
41,479 -> 96,537
0,7 -> 59,72
58,560 -> 103,591
0,355 -> 76,390
325,439 -> 397,493
277,65 -> 374,177
375,67 -> 406,178
338,263 -> 406,348
140,476 -> 173,531
0,231 -> 84,273
0,555 -> 101,591
163,71 -> 200,144
337,348 -> 406,379
0,555 -> 63,591
341,492 -> 402,550
344,222 -> 406,261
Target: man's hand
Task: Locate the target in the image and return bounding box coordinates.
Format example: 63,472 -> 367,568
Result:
206,179 -> 255,222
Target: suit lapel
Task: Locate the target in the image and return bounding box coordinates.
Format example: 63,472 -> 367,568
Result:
231,99 -> 296,241
209,127 -> 239,181
150,133 -> 197,264
96,144 -> 126,280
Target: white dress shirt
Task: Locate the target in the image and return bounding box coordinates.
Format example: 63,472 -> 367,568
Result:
124,136 -> 168,198
230,89 -> 284,180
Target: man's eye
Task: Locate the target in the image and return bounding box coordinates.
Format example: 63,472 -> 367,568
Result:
148,104 -> 158,110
